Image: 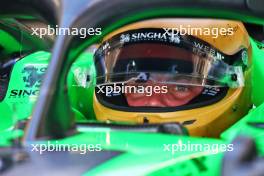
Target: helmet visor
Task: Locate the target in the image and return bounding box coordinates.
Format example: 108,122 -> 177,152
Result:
94,29 -> 244,88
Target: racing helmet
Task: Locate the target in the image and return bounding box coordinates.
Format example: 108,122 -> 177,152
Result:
92,19 -> 252,137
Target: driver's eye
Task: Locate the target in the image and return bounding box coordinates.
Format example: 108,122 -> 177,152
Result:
170,64 -> 179,73
175,85 -> 189,92
126,60 -> 137,73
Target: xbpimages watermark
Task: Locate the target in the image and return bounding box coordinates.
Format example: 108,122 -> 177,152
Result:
30,141 -> 102,155
163,140 -> 234,155
163,25 -> 234,39
31,25 -> 102,38
97,83 -> 168,97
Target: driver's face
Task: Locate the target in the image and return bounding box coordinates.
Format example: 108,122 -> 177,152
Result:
125,75 -> 203,107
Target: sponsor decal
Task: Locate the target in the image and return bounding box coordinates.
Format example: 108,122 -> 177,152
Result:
22,66 -> 46,88
193,41 -> 224,60
9,89 -> 40,97
120,31 -> 180,44
9,65 -> 47,98
120,34 -> 130,43
202,87 -> 220,96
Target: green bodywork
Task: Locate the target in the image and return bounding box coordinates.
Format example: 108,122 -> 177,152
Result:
0,51 -> 96,132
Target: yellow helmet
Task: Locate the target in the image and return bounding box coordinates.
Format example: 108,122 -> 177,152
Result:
93,18 -> 252,137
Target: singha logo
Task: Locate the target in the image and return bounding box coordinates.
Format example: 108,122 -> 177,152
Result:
169,34 -> 181,44
22,66 -> 46,88
120,34 -> 130,43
